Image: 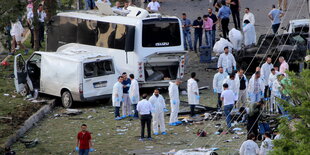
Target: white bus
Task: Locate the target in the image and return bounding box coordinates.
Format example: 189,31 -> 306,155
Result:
46,6 -> 186,88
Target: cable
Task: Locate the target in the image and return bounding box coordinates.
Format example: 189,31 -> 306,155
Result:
275,0 -> 306,62
259,0 -> 298,67
244,0 -> 295,74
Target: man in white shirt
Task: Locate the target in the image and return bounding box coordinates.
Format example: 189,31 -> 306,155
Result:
243,8 -> 255,25
259,132 -> 274,155
187,72 -> 200,117
261,57 -> 274,99
279,56 -> 289,76
168,79 -> 182,126
129,74 -> 140,118
147,0 -> 160,13
213,67 -> 228,111
38,4 -> 46,47
137,94 -> 153,141
112,76 -> 124,120
217,47 -> 237,74
239,133 -> 259,155
112,1 -> 122,10
221,83 -> 235,128
248,71 -> 265,104
149,89 -> 167,135
223,73 -> 240,102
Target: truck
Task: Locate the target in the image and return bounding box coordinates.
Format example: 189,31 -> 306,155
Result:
14,48 -> 119,108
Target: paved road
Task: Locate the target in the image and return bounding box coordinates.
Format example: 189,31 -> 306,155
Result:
159,0 -> 308,36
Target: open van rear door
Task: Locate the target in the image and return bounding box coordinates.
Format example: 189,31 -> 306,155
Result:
14,54 -> 27,93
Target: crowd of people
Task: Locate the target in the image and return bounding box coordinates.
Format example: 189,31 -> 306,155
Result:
179,1 -> 285,52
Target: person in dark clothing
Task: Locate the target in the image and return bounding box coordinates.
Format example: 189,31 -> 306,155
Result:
192,17 -> 203,51
136,94 -> 153,141
247,100 -> 265,137
227,0 -> 241,29
218,1 -> 231,39
208,8 -> 218,47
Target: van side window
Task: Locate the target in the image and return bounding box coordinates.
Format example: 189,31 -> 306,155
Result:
84,60 -> 115,78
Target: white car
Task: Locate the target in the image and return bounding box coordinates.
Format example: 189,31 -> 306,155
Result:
283,19 -> 310,34
14,49 -> 119,108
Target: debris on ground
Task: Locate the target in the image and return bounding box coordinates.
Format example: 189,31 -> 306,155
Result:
20,138 -> 39,148
198,86 -> 209,90
3,93 -> 10,97
31,99 -> 47,103
62,109 -> 83,116
174,148 -> 218,155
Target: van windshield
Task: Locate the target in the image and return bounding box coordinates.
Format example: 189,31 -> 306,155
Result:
142,18 -> 181,47
84,60 -> 114,78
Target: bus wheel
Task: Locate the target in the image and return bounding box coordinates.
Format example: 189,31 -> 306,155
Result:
61,91 -> 73,108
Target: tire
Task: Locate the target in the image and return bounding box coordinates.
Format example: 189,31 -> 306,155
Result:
61,91 -> 73,108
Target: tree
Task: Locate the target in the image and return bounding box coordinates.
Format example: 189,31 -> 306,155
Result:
270,69 -> 310,154
0,0 -> 26,50
0,0 -> 26,31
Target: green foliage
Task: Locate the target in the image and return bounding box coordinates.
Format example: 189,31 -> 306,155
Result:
0,0 -> 26,31
270,69 -> 310,154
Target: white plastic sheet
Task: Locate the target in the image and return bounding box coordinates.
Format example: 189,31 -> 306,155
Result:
229,28 -> 243,51
213,38 -> 234,55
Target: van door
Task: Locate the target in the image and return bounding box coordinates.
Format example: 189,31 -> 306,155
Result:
14,54 -> 27,93
82,59 -> 117,98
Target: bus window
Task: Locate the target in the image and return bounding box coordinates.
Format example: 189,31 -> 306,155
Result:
59,17 -> 78,45
142,19 -> 181,47
96,22 -> 116,48
77,19 -> 97,46
114,24 -> 126,50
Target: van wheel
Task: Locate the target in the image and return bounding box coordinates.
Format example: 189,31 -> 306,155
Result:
61,91 -> 73,108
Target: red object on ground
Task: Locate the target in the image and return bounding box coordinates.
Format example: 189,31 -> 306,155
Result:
1,61 -> 9,66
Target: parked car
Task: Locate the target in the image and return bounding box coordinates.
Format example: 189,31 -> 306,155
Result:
14,49 -> 119,108
235,33 -> 308,73
283,19 -> 309,34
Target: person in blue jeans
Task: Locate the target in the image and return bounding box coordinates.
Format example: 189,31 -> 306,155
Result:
221,83 -> 235,128
181,13 -> 193,51
208,8 -> 218,48
192,17 -> 203,51
268,4 -> 284,34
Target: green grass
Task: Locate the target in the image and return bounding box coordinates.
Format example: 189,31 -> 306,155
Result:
0,34 -> 46,147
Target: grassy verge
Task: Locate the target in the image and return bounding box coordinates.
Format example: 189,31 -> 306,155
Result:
0,34 -> 46,149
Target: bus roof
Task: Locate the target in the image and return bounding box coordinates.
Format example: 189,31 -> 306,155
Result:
57,10 -> 179,26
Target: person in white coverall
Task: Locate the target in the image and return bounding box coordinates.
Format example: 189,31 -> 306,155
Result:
259,132 -> 274,155
223,73 -> 240,102
149,89 -> 167,135
217,47 -> 237,74
213,67 -> 228,111
243,19 -> 256,46
261,57 -> 274,99
168,79 -> 182,126
237,68 -> 248,108
129,74 -> 140,118
228,28 -> 243,51
270,73 -> 282,113
187,72 -> 200,117
112,76 -> 124,120
239,133 -> 259,155
248,71 -> 265,104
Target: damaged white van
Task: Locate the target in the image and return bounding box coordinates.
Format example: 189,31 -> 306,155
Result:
14,50 -> 118,108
